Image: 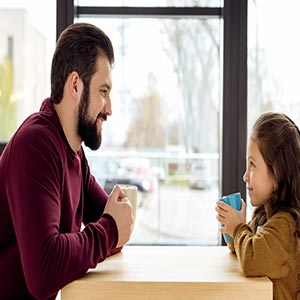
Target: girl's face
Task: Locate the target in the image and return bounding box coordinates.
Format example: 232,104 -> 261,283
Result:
243,138 -> 277,207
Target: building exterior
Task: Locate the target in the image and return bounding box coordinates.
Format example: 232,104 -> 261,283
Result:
0,8 -> 46,132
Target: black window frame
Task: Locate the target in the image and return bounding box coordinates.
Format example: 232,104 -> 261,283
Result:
56,0 -> 247,245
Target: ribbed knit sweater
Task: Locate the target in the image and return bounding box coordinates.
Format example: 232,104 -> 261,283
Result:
0,98 -> 119,299
230,211 -> 300,299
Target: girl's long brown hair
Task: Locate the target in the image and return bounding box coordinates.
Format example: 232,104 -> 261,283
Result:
250,112 -> 300,240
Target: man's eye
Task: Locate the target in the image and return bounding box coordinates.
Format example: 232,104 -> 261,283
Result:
100,90 -> 107,97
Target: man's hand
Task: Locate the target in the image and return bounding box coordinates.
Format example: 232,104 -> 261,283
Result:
104,185 -> 134,248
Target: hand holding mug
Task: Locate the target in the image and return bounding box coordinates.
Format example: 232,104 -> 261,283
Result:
104,185 -> 134,247
216,192 -> 246,243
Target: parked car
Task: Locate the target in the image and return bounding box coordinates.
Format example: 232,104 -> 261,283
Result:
87,156 -> 155,195
188,160 -> 212,190
118,158 -> 156,192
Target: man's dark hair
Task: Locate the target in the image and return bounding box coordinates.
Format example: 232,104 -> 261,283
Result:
50,23 -> 114,104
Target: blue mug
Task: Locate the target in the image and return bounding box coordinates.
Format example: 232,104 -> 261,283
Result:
219,192 -> 241,243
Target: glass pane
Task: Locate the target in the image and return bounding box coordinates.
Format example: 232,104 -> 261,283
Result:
0,0 -> 56,141
248,0 -> 300,218
248,0 -> 300,128
77,0 -> 223,7
77,15 -> 223,245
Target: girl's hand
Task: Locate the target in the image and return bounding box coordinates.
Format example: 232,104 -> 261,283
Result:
215,199 -> 246,237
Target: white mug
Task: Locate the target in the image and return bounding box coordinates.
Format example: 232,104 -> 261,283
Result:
119,184 -> 138,225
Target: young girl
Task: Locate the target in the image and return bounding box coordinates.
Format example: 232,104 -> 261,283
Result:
216,112 -> 300,300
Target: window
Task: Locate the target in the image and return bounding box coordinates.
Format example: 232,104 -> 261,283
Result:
0,0 -> 247,246
67,0 -> 246,245
79,13 -> 222,245
247,0 -> 300,215
248,0 -> 300,128
76,0 -> 222,7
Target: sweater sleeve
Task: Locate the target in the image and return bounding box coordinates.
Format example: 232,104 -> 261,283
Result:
232,212 -> 295,279
5,130 -> 119,299
80,149 -> 122,256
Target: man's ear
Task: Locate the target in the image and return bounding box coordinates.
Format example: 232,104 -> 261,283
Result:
68,71 -> 82,100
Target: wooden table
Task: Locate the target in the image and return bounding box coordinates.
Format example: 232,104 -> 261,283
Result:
61,246 -> 272,300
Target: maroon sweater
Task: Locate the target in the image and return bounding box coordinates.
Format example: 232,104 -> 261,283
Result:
0,98 -> 119,299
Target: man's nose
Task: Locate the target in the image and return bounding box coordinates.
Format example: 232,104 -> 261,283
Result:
104,97 -> 112,116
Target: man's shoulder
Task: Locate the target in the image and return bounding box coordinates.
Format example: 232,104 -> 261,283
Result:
15,111 -> 62,149
6,105 -> 68,164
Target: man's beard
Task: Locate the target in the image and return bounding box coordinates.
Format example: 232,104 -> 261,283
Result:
77,87 -> 102,150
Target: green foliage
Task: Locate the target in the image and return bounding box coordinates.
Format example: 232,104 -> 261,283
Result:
0,56 -> 16,141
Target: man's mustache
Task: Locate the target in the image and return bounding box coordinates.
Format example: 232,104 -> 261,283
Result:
97,112 -> 107,121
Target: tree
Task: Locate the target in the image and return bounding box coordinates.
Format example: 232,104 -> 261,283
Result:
162,17 -> 220,153
0,56 -> 15,141
124,73 -> 165,149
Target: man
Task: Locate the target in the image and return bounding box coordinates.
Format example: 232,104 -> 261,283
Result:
0,23 -> 133,299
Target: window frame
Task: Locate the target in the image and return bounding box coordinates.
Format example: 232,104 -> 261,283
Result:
56,0 -> 247,245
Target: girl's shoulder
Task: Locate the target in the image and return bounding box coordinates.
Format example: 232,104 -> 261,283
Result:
272,210 -> 295,220
268,211 -> 297,231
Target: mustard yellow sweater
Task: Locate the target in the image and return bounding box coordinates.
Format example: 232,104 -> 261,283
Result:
230,211 -> 300,300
